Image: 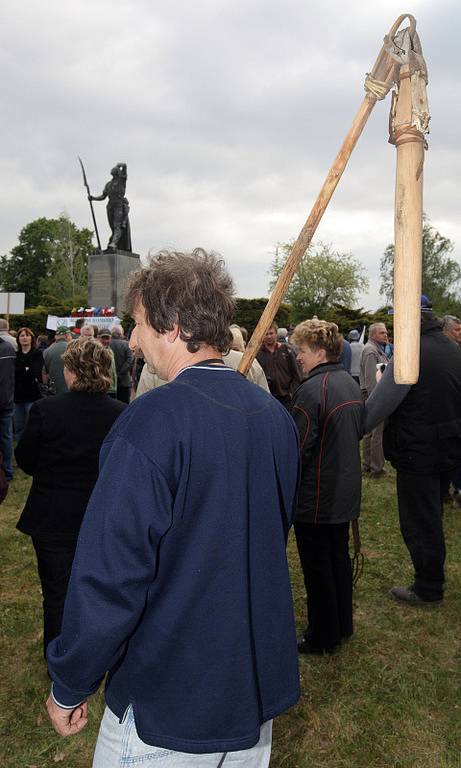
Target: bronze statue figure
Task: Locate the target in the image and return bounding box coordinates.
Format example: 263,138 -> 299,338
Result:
89,163 -> 132,251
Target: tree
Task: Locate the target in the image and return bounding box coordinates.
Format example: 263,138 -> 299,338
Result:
39,216 -> 92,306
380,218 -> 461,315
269,242 -> 369,323
0,215 -> 94,308
234,298 -> 291,334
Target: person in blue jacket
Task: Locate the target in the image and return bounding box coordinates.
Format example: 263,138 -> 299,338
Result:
46,248 -> 300,766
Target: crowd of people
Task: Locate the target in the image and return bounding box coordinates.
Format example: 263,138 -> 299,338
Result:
1,265 -> 461,766
0,319 -> 134,487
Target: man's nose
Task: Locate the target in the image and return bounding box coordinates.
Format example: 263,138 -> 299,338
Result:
129,327 -> 138,351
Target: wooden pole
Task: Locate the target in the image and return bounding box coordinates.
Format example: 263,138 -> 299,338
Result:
237,15 -> 415,378
390,48 -> 428,382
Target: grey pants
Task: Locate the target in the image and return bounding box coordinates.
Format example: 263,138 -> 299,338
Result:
362,421 -> 384,473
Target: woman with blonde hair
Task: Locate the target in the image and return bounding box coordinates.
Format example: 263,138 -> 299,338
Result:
229,324 -> 245,352
290,319 -> 363,654
15,338 -> 127,661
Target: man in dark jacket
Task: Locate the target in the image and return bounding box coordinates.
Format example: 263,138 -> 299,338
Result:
0,336 -> 16,482
109,324 -> 133,402
291,319 -> 363,654
360,323 -> 389,477
365,305 -> 461,605
257,321 -> 302,408
46,250 -> 300,765
43,326 -> 72,395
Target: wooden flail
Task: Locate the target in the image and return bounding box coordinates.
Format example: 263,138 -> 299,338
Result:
238,14 -> 429,385
388,21 -> 429,382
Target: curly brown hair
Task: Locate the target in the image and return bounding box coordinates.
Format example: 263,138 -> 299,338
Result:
125,249 -> 235,354
62,338 -> 112,393
291,319 -> 343,361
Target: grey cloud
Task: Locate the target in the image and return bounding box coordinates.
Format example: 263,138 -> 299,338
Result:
1,1 -> 459,309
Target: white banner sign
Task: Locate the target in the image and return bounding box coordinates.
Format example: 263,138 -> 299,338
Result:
0,292 -> 25,314
46,315 -> 121,331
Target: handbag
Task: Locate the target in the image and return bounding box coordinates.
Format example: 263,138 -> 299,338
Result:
37,379 -> 56,397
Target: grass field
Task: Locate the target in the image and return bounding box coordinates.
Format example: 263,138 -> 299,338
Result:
1,467 -> 461,767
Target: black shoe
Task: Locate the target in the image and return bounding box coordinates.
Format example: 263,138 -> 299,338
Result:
297,636 -> 337,655
389,585 -> 442,606
369,469 -> 387,478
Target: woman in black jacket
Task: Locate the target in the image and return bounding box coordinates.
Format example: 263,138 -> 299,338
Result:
290,319 -> 363,654
16,337 -> 127,659
14,327 -> 44,442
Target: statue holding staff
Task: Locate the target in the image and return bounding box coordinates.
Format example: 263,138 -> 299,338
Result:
89,163 -> 132,252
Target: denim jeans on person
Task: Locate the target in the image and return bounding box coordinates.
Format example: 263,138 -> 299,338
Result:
14,401 -> 33,443
0,406 -> 14,481
92,706 -> 272,768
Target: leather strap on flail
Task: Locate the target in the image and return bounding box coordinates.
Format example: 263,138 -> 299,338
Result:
388,22 -> 430,148
363,14 -> 420,104
351,518 -> 364,586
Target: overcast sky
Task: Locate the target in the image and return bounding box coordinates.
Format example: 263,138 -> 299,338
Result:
2,0 -> 459,310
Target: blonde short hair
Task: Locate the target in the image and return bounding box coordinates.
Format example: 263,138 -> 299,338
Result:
62,338 -> 112,393
291,319 -> 342,361
229,324 -> 245,352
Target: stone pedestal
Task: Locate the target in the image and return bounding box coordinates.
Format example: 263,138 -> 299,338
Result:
88,250 -> 140,315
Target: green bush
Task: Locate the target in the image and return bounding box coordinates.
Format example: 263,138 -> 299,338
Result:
234,298 -> 291,334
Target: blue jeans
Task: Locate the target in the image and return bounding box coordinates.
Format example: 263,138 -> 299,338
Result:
93,706 -> 272,767
14,401 -> 33,443
0,406 -> 14,481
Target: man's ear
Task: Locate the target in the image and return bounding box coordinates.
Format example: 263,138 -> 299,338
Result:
165,322 -> 180,344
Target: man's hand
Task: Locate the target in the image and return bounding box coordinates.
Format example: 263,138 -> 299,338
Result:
46,695 -> 88,737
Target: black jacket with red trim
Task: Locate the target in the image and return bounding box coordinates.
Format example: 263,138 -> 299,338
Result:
291,362 -> 363,524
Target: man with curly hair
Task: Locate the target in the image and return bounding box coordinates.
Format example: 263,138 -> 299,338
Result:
46,249 -> 300,767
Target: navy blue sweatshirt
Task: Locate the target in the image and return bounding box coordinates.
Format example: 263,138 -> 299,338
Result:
47,366 -> 300,754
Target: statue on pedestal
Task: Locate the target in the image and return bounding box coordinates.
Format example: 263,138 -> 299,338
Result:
79,158 -> 139,312
88,163 -> 132,252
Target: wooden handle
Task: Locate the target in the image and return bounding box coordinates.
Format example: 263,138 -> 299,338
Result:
392,65 -> 424,384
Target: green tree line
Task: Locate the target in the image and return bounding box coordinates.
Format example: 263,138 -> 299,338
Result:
1,215 -> 459,337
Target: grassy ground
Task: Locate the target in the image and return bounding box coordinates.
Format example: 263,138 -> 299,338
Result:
1,467 -> 460,767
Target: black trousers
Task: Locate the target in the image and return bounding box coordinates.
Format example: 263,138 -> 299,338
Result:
32,538 -> 77,658
396,470 -> 450,600
294,521 -> 353,650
